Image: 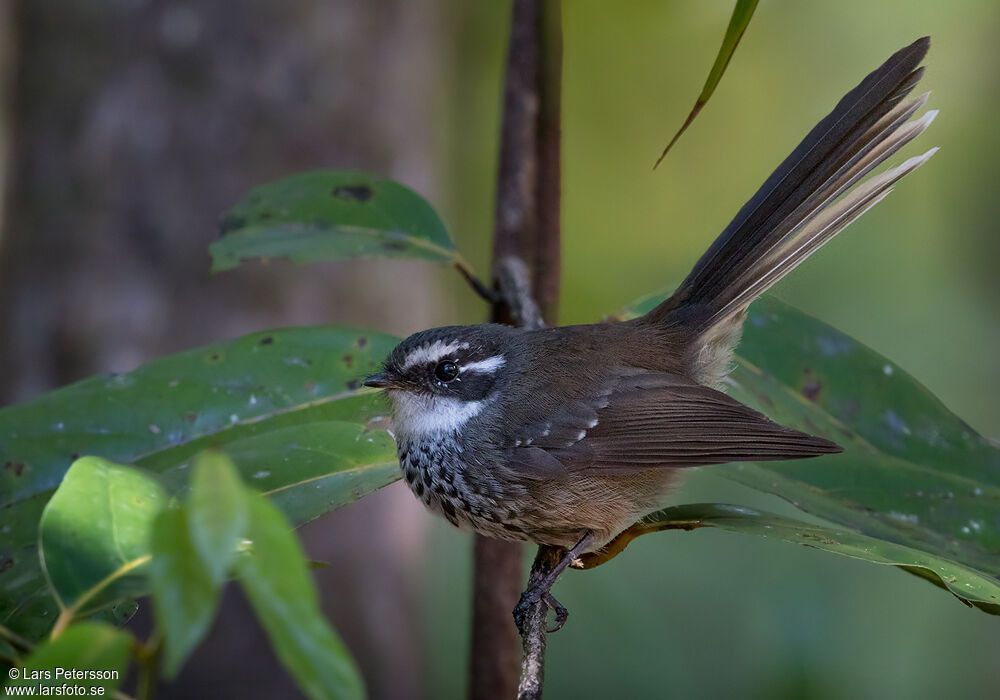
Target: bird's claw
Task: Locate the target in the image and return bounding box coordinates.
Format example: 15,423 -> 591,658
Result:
544,592 -> 569,633
512,586 -> 570,634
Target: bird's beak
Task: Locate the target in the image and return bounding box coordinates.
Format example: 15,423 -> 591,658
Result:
363,372 -> 397,389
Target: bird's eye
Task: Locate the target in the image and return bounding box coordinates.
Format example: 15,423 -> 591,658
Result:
434,361 -> 459,382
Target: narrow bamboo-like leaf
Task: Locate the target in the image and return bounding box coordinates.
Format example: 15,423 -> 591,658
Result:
149,507 -> 218,678
582,503 -> 1000,614
236,493 -> 364,700
654,0 -> 759,168
211,170 -> 459,271
188,451 -> 249,584
7,622 -> 130,694
1,326 -> 398,641
621,293 -> 1000,602
38,458 -> 167,616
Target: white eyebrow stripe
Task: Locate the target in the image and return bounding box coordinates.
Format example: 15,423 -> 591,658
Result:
460,355 -> 506,374
400,340 -> 469,370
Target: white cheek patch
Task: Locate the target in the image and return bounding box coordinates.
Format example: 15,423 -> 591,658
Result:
459,355 -> 506,374
400,340 -> 470,370
390,392 -> 484,436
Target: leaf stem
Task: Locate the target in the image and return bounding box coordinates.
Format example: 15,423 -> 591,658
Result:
134,634 -> 162,700
454,257 -> 499,304
49,555 -> 152,639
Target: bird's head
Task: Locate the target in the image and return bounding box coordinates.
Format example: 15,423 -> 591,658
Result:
364,325 -> 515,436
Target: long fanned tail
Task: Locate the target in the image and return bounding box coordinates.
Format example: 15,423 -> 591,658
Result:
646,37 -> 936,342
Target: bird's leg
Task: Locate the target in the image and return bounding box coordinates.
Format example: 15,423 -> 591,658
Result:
513,532 -> 594,633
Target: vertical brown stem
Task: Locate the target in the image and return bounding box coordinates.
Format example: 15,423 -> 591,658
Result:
469,538 -> 524,700
532,0 -> 562,324
470,1 -> 562,699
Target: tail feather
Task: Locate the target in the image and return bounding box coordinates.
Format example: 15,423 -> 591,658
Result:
714,119 -> 937,320
646,37 -> 935,332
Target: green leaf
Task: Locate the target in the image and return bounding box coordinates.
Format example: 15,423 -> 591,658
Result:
149,507 -> 219,678
38,458 -> 167,617
7,622 -> 130,694
622,293 -> 1000,602
218,421 -> 399,527
0,493 -> 55,643
654,0 -> 759,168
150,452 -> 249,676
211,170 -> 459,272
1,325 -> 394,508
188,451 -> 249,584
236,493 -> 364,700
591,504 -> 1000,614
1,325 -> 399,641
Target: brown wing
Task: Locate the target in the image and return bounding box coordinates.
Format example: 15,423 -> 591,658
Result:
504,371 -> 840,478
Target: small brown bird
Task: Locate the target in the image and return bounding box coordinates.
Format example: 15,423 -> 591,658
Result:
365,38 -> 936,613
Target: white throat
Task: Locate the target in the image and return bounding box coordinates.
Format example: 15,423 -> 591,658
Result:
389,392 -> 485,437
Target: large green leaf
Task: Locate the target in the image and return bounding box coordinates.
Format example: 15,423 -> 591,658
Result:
0,325 -> 394,506
4,622 -> 131,695
623,294 -> 1000,592
236,493 -> 364,700
579,504 -> 1000,615
1,325 -> 401,641
654,0 -> 759,167
211,170 -> 460,272
39,457 -> 167,617
213,421 -> 399,527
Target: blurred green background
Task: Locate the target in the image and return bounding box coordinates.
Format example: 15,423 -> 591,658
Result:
424,1 -> 1000,698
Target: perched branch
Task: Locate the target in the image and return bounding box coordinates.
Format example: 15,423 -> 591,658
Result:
496,257 -> 544,330
470,1 -> 562,699
515,546 -> 564,700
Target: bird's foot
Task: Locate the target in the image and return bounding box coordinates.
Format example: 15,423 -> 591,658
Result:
544,592 -> 569,633
513,533 -> 594,636
512,576 -> 570,634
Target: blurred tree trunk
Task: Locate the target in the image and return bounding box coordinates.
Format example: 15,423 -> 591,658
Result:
0,1 -> 445,698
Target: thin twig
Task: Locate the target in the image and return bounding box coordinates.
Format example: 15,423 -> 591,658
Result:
496,257 -> 544,330
515,546 -> 563,700
469,257 -> 547,700
134,634 -> 161,700
470,1 -> 562,698
454,258 -> 500,305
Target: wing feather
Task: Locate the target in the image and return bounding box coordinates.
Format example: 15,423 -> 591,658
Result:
504,371 -> 840,478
